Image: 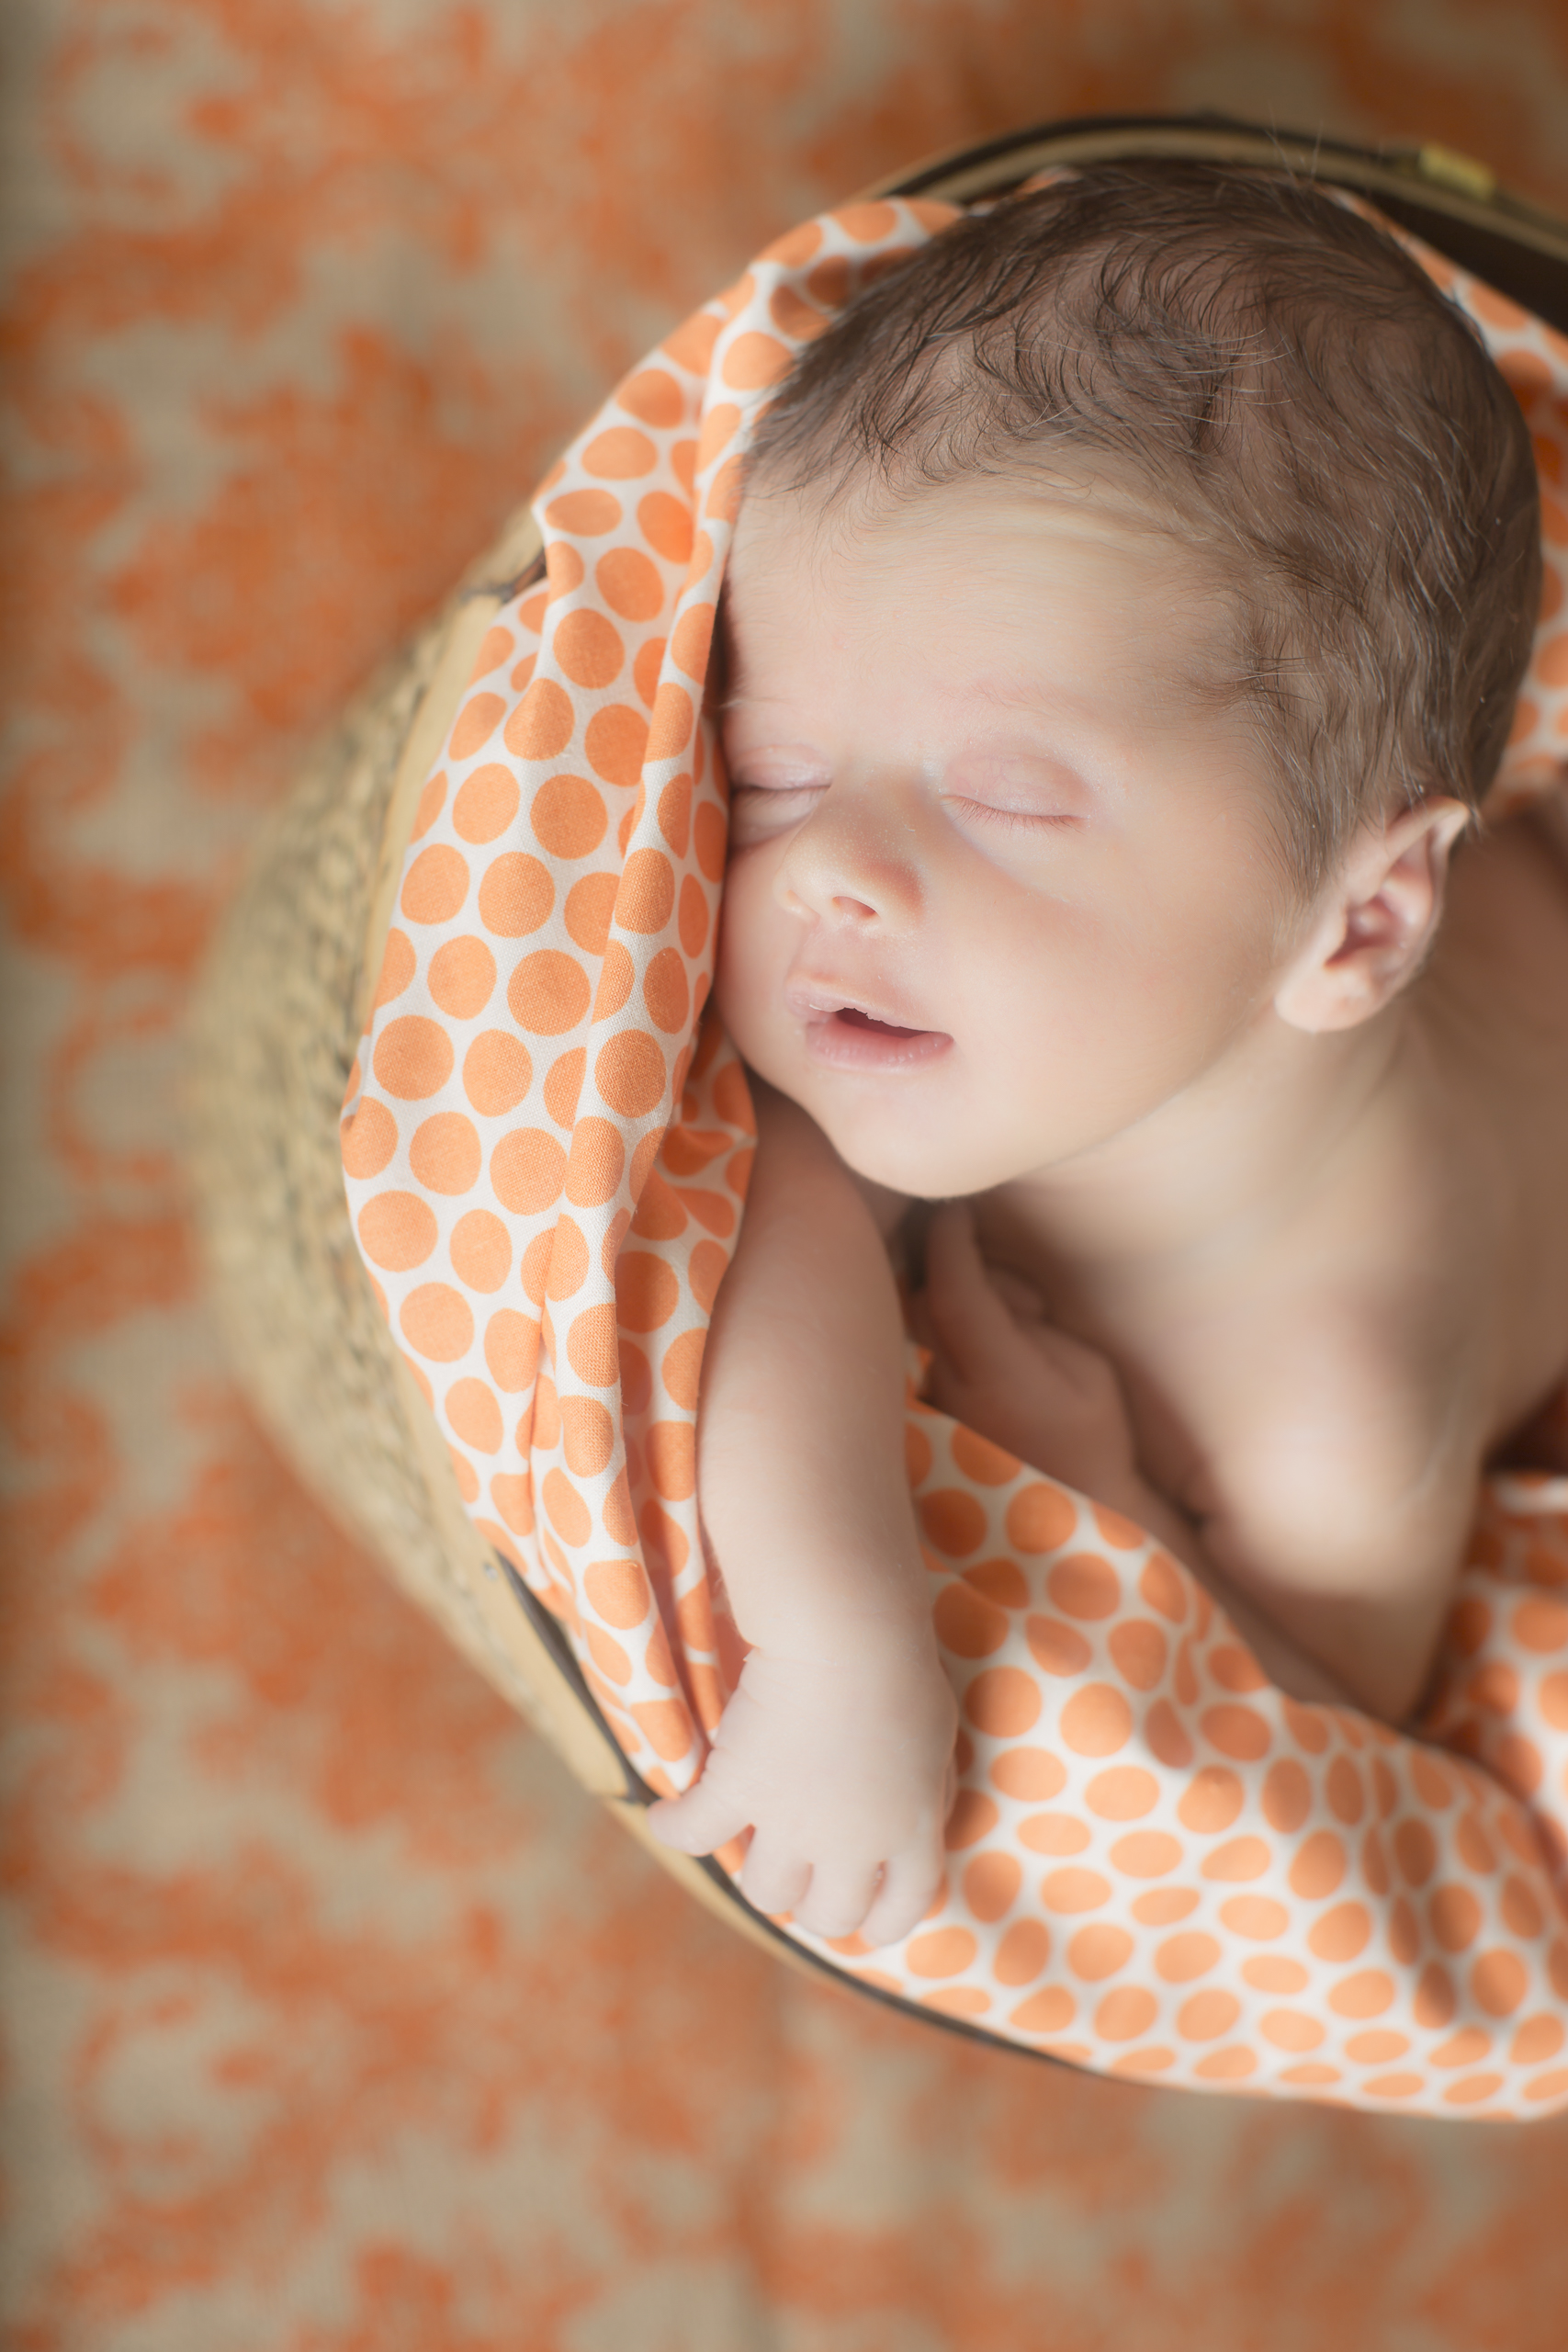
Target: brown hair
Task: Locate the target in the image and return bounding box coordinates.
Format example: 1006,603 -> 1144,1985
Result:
744,164 -> 1542,892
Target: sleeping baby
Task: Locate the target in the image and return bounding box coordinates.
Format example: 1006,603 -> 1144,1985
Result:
646,163 -> 1561,1950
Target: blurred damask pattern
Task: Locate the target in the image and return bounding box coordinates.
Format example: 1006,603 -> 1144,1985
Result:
3,5 -> 1567,2346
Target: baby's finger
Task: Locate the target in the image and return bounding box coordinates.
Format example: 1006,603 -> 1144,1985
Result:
856,1850 -> 946,1950
922,1202 -> 1018,1381
645,1771 -> 750,1858
739,1836 -> 813,1922
792,1858 -> 887,1943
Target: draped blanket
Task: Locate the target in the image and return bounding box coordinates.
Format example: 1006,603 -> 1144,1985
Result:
342,187 -> 1568,2115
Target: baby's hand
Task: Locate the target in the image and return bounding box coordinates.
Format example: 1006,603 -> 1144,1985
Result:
646,1635 -> 959,1947
914,1201 -> 1140,1502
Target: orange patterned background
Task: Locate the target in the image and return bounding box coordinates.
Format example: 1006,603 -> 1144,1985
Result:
5,4 -> 1568,2345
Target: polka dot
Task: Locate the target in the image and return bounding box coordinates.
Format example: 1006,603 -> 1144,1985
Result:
637,491 -> 694,564
1441,2073 -> 1506,2108
929,1781 -> 1000,1857
1327,1971 -> 1395,2019
410,1112 -> 481,1195
694,800 -> 727,881
676,873 -> 709,957
770,282 -> 829,340
1024,1615 -> 1090,1678
509,949 -> 592,1036
1040,1869 -> 1111,1914
596,548 -> 665,626
1085,1767 -> 1158,1820
1138,1554 -> 1188,1622
1290,1831 -> 1347,1900
1469,1947 -> 1529,2018
1006,1481 -> 1077,1554
584,704 -> 649,788
400,1283 -> 475,1363
696,401 -> 741,471
1108,1832 -> 1182,1877
1514,1594 -> 1568,1650
615,846 -> 675,935
648,681 -> 694,762
1087,1984 -> 1159,2046
1020,1813 -> 1090,1856
1242,1953 -> 1307,1992
553,607 -> 625,690
1201,1838 -> 1270,1883
544,488 -> 622,534
962,1853 -> 1021,1923
1178,1990 -> 1240,2042
616,1250 -> 681,1334
1008,1987 -> 1077,2036
1060,1684 -> 1133,1758
642,945 -> 689,1035
448,693 -> 505,761
932,1582 -> 1009,1659
671,603 -> 715,682
471,627 -> 514,676
581,425 -> 658,478
833,200 -> 899,243
449,1209 -> 511,1293
453,763 -> 522,843
1201,1705 -> 1271,1760
565,871 -> 619,956
479,852 -> 554,937
342,1097 -> 398,1179
491,1127 -> 566,1216
595,1031 -> 666,1118
357,1191 -> 437,1272
1511,2015 -> 1566,2064
1091,1503 -> 1144,1550
446,1377 -> 502,1453
988,1747 -> 1066,1802
462,1031 -> 531,1119
374,1016 -> 454,1102
720,331 -> 792,390
1307,1901 -> 1371,1962
428,935 -> 496,1021
920,1488 -> 988,1558
1219,1895 -> 1289,1939
1048,1555 -> 1121,1619
1193,2046 -> 1256,2082
482,1310 -> 538,1394
411,773 -> 446,839
531,773 -> 607,860
504,677 -> 576,761
905,1928 -> 976,1979
1107,1619 -> 1168,1690
1068,1924 -> 1133,1980
1262,1759 -> 1312,1834
1178,1766 -> 1244,1834
372,926 -> 416,1007
1134,1888 -> 1201,1928
1156,1933 -> 1220,1983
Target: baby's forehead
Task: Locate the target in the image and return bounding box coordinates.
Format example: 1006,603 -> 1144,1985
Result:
723,469 -> 1237,703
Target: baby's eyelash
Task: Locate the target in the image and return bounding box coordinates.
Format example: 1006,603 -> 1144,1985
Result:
949,797 -> 1077,831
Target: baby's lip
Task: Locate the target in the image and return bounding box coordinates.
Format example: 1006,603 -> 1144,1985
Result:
784,975 -> 941,1034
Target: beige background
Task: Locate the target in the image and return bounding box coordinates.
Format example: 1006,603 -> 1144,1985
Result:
4,4 -> 1568,2345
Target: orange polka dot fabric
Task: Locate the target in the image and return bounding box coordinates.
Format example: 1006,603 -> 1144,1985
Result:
343,190 -> 1568,2115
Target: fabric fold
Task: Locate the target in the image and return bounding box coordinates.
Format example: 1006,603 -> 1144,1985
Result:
343,188 -> 1568,2114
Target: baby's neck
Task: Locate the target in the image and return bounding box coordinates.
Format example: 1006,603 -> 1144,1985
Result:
983,1000 -> 1415,1299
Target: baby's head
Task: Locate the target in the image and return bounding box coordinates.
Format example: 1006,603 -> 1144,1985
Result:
716,164 -> 1543,1196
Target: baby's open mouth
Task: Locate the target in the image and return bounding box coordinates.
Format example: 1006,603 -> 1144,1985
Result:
787,984 -> 953,1071
834,1006 -> 925,1037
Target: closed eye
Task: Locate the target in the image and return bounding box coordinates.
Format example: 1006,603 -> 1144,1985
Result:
947,797 -> 1082,832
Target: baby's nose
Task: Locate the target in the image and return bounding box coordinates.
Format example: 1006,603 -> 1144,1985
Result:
773,794 -> 923,931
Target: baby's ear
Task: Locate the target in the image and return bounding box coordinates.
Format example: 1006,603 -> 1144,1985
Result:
1272,797 -> 1472,1035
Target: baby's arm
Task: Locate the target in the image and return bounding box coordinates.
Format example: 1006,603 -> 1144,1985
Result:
646,1078 -> 958,1946
915,1204 -> 1366,1713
